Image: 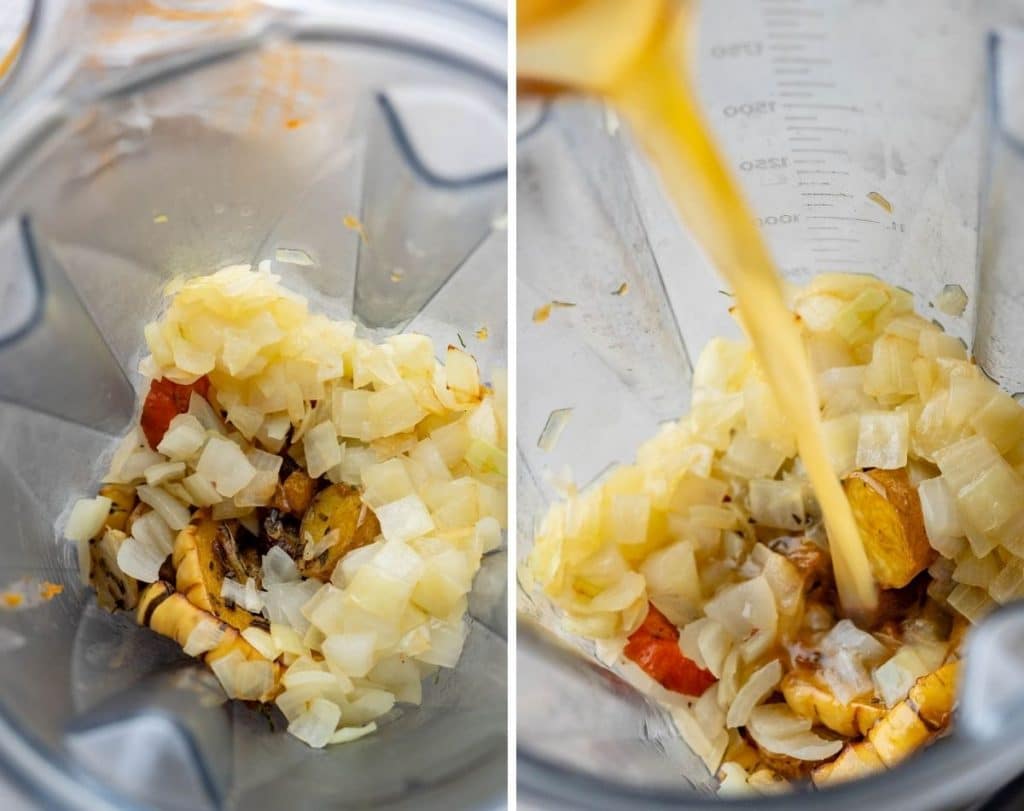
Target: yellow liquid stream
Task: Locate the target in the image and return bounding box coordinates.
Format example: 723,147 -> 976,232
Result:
520,0 -> 878,619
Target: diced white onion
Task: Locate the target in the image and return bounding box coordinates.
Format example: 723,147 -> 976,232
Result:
747,704 -> 842,761
184,617 -> 226,657
116,535 -> 168,583
262,546 -> 300,585
727,658 -> 782,728
196,436 -> 257,497
144,460 -> 186,487
136,484 -> 192,531
182,473 -> 222,508
156,414 -> 207,460
323,632 -> 377,678
748,479 -> 804,530
65,496 -> 113,543
328,722 -> 378,745
304,421 -> 342,478
241,626 -> 280,660
856,411 -> 909,470
375,495 -> 435,543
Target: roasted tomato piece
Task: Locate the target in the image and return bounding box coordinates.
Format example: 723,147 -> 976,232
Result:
624,603 -> 717,697
141,376 -> 211,448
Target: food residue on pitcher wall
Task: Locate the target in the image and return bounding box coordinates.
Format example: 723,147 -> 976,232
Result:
867,191 -> 893,213
532,301 -> 576,323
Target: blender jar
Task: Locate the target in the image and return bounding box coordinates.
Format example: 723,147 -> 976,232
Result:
518,0 -> 1024,808
0,2 -> 507,809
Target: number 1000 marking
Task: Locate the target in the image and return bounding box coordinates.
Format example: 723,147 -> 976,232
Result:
757,214 -> 799,226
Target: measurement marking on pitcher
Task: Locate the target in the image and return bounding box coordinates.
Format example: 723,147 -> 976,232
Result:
783,103 -> 861,112
801,192 -> 851,198
808,216 -> 882,224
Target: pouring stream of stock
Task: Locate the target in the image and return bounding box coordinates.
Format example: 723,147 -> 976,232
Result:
519,0 -> 878,620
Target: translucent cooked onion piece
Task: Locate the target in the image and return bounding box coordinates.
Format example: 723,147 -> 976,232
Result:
748,479 -> 804,530
196,436 -> 257,497
726,658 -> 782,728
856,411 -> 909,470
136,484 -> 192,531
328,722 -> 378,745
747,704 -> 842,761
156,414 -> 207,460
917,476 -> 963,549
184,617 -> 227,657
288,698 -> 342,748
65,496 -> 113,543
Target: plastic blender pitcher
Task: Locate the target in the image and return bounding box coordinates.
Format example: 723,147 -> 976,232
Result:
0,2 -> 507,809
518,0 -> 1024,808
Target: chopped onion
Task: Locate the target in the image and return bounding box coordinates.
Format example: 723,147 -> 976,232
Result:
727,658 -> 782,728
270,623 -> 305,656
328,722 -> 378,745
234,448 -> 283,507
196,436 -> 257,497
117,447 -> 167,484
288,697 -> 342,748
323,632 -> 377,678
719,433 -> 787,480
747,704 -> 842,761
65,496 -> 113,543
188,392 -> 224,433
704,576 -> 777,656
947,583 -> 996,623
116,535 -> 168,583
104,427 -> 144,482
131,510 -> 175,556
181,473 -> 221,508
156,414 -> 206,461
183,617 -> 226,656
368,383 -> 427,438
221,577 -> 264,613
587,572 -> 646,613
696,619 -> 732,679
375,495 -> 435,543
718,762 -> 755,797
445,346 -> 481,399
416,618 -> 468,667
303,421 -> 342,478
856,411 -> 909,470
136,484 -> 192,531
873,646 -> 929,708
640,541 -> 700,607
262,546 -> 300,585
917,476 -> 963,550
144,461 -> 186,487
953,549 -> 1001,588
748,479 -> 804,530
671,705 -> 728,772
241,626 -> 280,660
821,413 -> 860,477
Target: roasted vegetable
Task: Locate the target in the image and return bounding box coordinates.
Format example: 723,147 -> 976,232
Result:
812,661 -> 958,786
272,469 -> 316,517
140,376 -> 211,449
98,485 -> 137,532
89,528 -> 140,611
811,741 -> 886,787
844,468 -> 934,589
136,581 -> 280,700
214,521 -> 262,584
624,603 -> 717,697
297,483 -> 381,581
173,516 -> 258,630
781,669 -> 884,737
